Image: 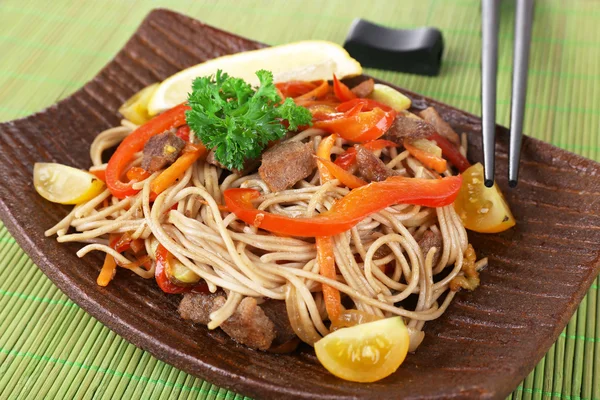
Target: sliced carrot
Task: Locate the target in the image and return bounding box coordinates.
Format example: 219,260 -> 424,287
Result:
316,134 -> 339,183
404,141 -> 447,173
150,142 -> 207,196
315,133 -> 343,323
316,236 -> 341,322
97,253 -> 117,287
294,80 -> 330,101
126,166 -> 151,182
363,139 -> 398,151
316,157 -> 367,189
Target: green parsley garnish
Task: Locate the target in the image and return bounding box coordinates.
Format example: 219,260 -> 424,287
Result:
185,69 -> 312,171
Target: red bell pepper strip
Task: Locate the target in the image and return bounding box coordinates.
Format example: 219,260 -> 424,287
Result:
175,125 -> 191,141
276,81 -> 318,98
364,139 -> 399,151
110,233 -> 133,253
224,175 -> 462,237
342,102 -> 365,117
105,103 -> 190,199
335,98 -> 393,113
333,75 -> 357,102
334,148 -> 357,170
295,80 -> 330,101
155,244 -> 209,294
110,232 -> 145,255
429,132 -> 471,172
313,107 -> 396,142
306,103 -> 339,121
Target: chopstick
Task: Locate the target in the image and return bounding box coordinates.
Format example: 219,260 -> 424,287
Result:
481,0 -> 501,188
508,0 -> 534,187
481,0 -> 534,188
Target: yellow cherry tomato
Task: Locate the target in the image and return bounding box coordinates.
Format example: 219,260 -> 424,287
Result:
119,83 -> 159,125
33,163 -> 105,205
315,316 -> 410,383
454,162 -> 516,233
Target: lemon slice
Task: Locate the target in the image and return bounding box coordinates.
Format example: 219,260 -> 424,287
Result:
315,316 -> 410,383
34,163 -> 105,205
368,83 -> 412,112
118,83 -> 159,125
147,40 -> 362,115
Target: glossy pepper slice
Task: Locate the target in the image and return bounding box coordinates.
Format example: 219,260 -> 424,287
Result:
105,103 -> 190,199
332,75 -> 357,102
224,175 -> 462,237
335,98 -> 393,113
313,106 -> 396,142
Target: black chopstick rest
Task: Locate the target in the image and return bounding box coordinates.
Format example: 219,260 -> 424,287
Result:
343,19 -> 444,76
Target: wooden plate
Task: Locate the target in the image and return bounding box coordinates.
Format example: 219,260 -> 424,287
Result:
0,9 -> 598,399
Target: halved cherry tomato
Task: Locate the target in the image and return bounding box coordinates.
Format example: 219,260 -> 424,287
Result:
453,163 -> 515,233
315,317 -> 409,383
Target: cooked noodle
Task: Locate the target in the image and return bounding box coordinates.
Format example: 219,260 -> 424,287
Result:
46,120 -> 487,350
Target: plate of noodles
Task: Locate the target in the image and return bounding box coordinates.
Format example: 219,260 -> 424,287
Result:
1,9 -> 599,400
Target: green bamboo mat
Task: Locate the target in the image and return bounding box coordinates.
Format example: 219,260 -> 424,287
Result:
0,0 -> 598,399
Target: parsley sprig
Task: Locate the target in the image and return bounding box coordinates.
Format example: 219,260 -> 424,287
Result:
185,69 -> 312,170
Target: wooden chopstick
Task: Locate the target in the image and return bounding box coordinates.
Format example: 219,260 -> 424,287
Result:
508,0 -> 534,187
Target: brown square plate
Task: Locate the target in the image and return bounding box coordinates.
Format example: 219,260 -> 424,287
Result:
0,9 -> 598,400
